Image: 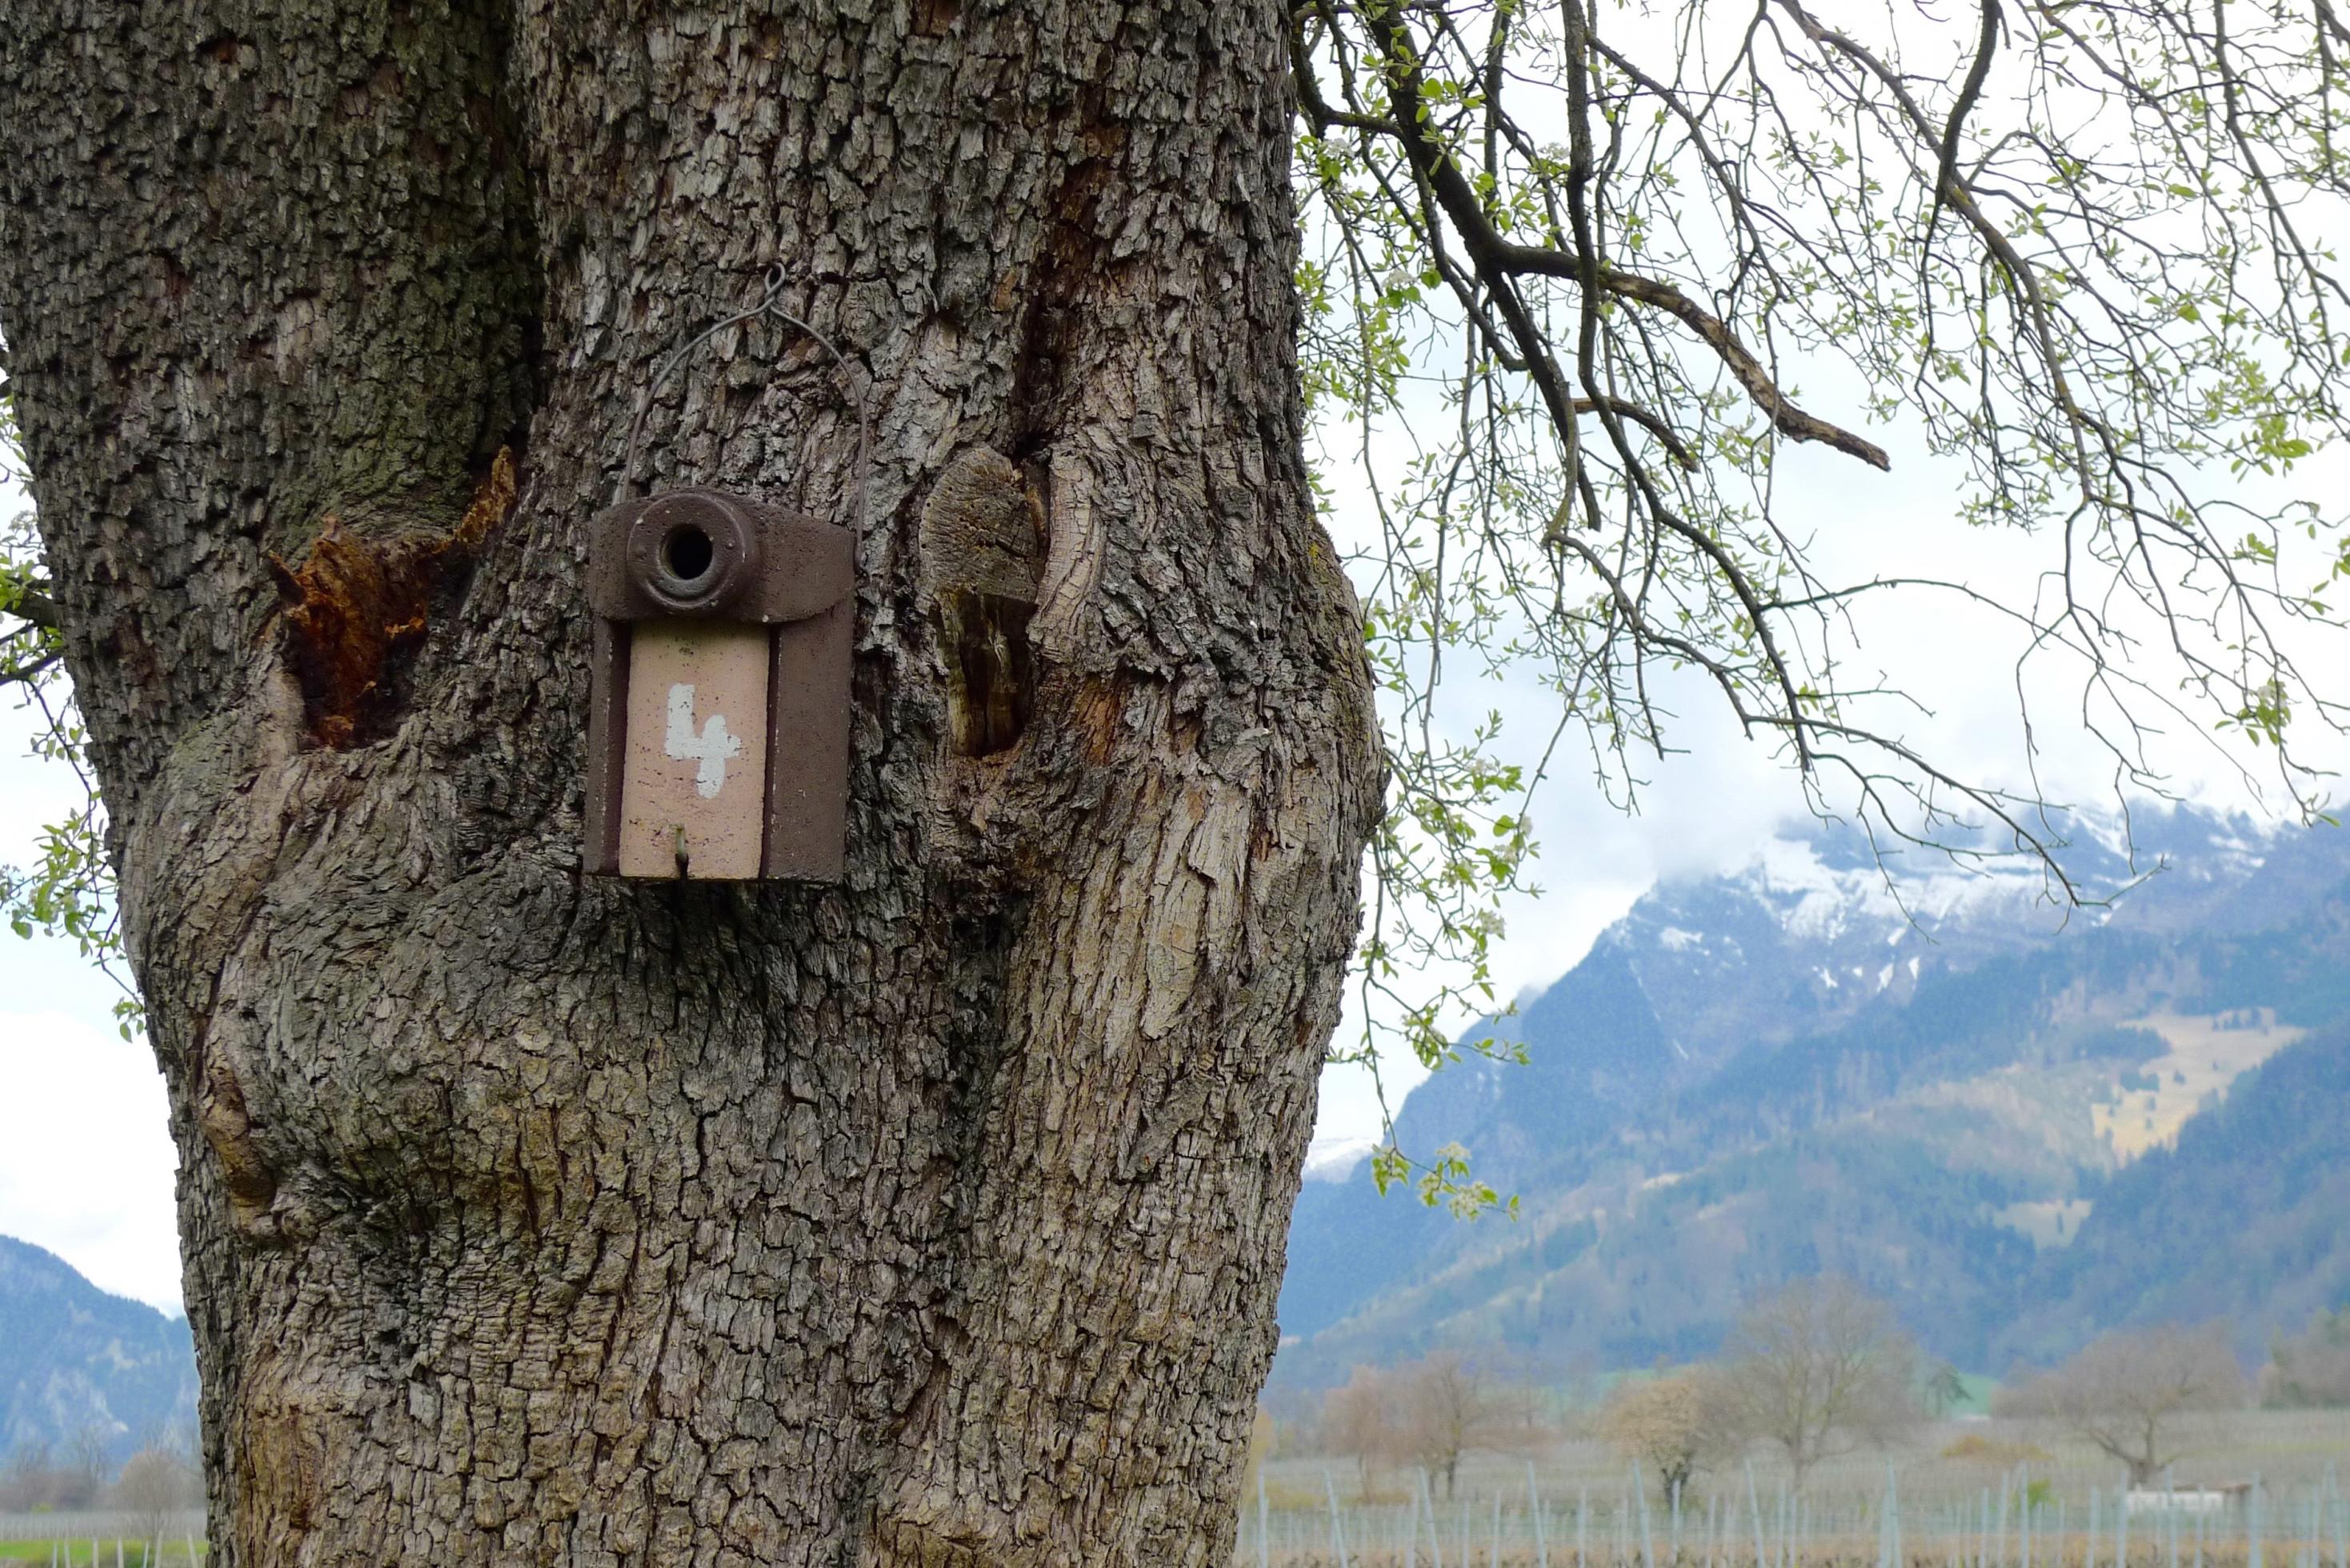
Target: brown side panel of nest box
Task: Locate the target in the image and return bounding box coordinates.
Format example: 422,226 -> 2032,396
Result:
763,602 -> 852,882
581,618 -> 630,876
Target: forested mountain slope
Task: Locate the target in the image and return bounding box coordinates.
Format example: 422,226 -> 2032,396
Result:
1274,810 -> 2350,1385
1998,1023 -> 2350,1366
0,1235 -> 197,1466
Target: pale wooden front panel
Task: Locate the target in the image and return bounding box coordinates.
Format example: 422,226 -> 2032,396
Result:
617,620 -> 771,879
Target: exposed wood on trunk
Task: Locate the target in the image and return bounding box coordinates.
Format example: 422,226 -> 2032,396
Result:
921,446 -> 1043,756
268,451 -> 518,748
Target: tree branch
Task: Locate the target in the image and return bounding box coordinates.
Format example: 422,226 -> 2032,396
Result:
1361,0 -> 1892,470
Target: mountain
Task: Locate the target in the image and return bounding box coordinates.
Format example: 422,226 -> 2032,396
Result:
0,1236 -> 198,1465
1998,1021 -> 2350,1366
1273,807 -> 2350,1385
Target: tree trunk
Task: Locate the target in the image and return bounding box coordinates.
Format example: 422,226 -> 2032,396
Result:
0,4 -> 1378,1564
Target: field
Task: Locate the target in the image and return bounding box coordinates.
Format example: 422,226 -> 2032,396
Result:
2088,1011 -> 2306,1161
0,1514 -> 206,1566
1241,1410 -> 2350,1567
0,1550 -> 198,1566
2,1414 -> 2342,1565
1230,1549 -> 2328,1568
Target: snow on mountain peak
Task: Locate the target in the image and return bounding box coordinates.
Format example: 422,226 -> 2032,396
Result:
1731,831 -> 2053,943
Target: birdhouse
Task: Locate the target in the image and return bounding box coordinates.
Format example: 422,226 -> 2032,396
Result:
582,490 -> 854,881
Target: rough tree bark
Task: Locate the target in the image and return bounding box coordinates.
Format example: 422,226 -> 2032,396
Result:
0,3 -> 1379,1563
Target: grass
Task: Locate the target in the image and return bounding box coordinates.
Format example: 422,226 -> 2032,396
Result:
0,1544 -> 202,1566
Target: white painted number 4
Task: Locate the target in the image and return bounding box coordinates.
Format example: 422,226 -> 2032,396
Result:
665,683 -> 743,799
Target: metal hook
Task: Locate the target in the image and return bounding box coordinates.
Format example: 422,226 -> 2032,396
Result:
615,264 -> 873,545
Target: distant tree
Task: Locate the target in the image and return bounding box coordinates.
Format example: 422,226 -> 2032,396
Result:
110,1445 -> 197,1550
1391,1350 -> 1543,1499
0,1439 -> 48,1511
1714,1278 -> 1921,1491
1396,1353 -> 1479,1500
0,1432 -> 106,1512
1994,1322 -> 2247,1485
62,1424 -> 106,1502
1598,1369 -> 1731,1497
2261,1310 -> 2350,1410
1321,1365 -> 1400,1496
